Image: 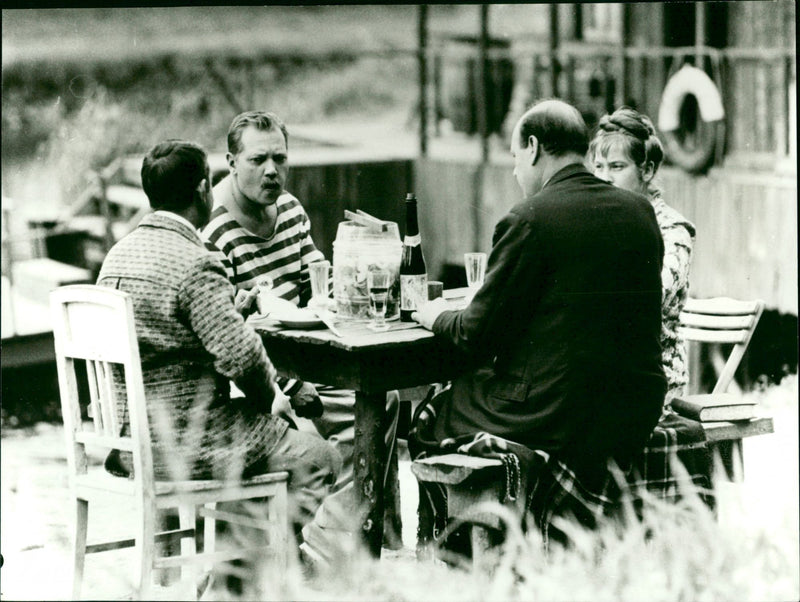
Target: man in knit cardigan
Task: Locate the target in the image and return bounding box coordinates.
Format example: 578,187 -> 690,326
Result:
97,139 -> 340,532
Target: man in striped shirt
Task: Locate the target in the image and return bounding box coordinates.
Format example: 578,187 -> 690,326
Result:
202,111 -> 400,564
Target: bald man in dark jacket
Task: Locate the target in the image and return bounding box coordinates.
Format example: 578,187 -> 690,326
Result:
414,100 -> 666,483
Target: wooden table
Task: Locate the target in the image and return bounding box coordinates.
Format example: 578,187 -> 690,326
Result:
704,415 -> 774,480
251,313 -> 466,557
251,296 -> 776,554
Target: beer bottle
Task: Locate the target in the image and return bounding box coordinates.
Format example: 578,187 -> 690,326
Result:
400,193 -> 427,322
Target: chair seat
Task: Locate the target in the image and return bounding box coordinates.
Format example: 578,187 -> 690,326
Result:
155,471 -> 289,495
411,417 -> 776,488
76,468 -> 289,497
412,454 -> 523,532
411,454 -> 502,485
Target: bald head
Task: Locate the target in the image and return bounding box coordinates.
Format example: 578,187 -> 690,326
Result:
513,99 -> 589,158
510,99 -> 590,199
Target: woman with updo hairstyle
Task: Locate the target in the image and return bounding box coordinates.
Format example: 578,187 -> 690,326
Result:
589,107 -> 696,405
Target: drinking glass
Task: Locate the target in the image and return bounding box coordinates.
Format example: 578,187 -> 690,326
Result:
256,277 -> 274,315
308,260 -> 331,309
464,252 -> 487,290
367,269 -> 391,331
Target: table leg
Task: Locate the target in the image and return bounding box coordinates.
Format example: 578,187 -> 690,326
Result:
353,390 -> 387,557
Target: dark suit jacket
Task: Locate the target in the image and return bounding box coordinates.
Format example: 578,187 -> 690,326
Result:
432,164 -> 666,477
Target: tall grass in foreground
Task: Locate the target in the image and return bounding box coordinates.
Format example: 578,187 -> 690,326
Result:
252,487 -> 797,602
46,374 -> 793,600
224,375 -> 798,602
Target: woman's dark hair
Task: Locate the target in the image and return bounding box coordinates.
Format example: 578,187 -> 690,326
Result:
141,140 -> 208,212
589,106 -> 665,178
227,111 -> 289,155
517,99 -> 589,157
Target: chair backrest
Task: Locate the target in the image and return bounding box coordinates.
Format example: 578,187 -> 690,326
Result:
678,296 -> 764,394
50,285 -> 154,495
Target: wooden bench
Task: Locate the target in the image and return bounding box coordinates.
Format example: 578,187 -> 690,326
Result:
411,416 -> 773,563
702,415 -> 774,480
410,453 -> 526,567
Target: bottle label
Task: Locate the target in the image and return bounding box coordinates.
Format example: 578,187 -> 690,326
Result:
403,234 -> 421,247
400,274 -> 427,311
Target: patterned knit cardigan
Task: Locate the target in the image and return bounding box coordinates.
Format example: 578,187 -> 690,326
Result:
97,213 -> 287,479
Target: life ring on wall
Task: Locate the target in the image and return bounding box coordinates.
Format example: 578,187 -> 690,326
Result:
658,65 -> 725,174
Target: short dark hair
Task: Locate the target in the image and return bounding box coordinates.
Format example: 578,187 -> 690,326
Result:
140,140 -> 208,212
227,111 -> 289,155
589,106 -> 665,173
516,99 -> 589,157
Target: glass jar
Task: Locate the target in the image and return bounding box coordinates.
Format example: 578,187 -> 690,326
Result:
332,221 -> 402,321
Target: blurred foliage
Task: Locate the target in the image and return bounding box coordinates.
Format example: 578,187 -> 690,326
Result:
1,91 -> 63,159
2,5 -> 547,65
1,5 -> 551,206
3,53 -> 416,207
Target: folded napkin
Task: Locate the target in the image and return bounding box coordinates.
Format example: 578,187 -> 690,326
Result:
257,292 -> 300,318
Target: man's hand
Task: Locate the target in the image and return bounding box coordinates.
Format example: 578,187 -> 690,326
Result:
411,297 -> 450,330
290,381 -> 324,418
235,288 -> 259,316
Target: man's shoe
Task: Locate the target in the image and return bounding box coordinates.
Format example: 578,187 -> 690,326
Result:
299,522 -> 356,569
298,542 -> 323,580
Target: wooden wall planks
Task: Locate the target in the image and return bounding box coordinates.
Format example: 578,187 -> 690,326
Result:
413,158 -> 797,314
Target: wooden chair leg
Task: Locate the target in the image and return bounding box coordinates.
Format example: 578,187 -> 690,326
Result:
203,502 -> 217,575
178,504 -> 199,599
712,439 -> 744,482
270,483 -> 289,571
135,504 -> 157,600
729,439 -> 744,480
470,525 -> 492,571
152,510 -> 179,587
71,498 -> 89,600
415,482 -> 435,561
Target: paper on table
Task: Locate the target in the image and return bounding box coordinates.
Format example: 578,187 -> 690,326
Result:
309,308 -> 343,337
384,321 -> 423,332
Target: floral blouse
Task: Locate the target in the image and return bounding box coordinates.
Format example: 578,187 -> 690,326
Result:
651,193 -> 696,404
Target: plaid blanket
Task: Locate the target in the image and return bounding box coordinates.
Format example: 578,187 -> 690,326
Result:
410,390 -> 714,552
628,407 -> 714,506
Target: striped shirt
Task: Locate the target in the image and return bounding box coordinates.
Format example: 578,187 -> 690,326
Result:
202,190 -> 325,398
202,192 -> 325,306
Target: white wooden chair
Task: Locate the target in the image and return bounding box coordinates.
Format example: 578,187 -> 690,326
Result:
51,285 -> 289,600
677,296 -> 771,479
678,296 -> 764,395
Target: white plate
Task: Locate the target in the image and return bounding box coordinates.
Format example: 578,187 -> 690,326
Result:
277,316 -> 325,329
271,308 -> 325,329
249,307 -> 325,329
